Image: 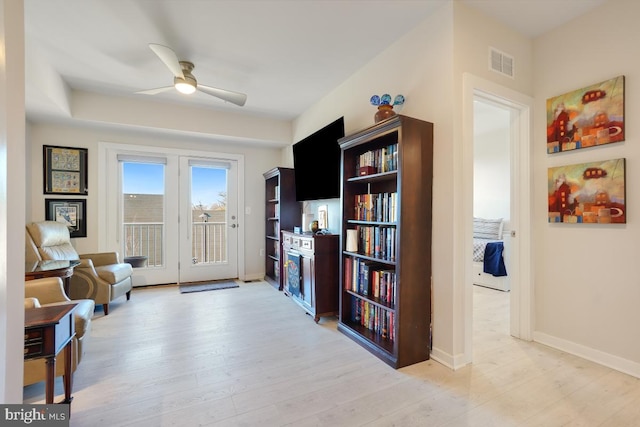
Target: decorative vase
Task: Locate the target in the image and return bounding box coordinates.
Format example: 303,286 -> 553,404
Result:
374,104 -> 396,123
310,220 -> 319,233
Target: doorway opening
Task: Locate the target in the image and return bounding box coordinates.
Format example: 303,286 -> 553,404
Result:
461,73 -> 533,366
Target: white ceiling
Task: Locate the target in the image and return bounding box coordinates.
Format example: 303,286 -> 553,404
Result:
24,0 -> 608,125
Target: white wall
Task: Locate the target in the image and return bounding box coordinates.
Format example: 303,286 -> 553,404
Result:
473,101 -> 511,221
27,122 -> 282,280
0,0 -> 26,403
533,0 -> 640,375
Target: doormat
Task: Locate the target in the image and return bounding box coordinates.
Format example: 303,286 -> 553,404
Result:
179,281 -> 239,294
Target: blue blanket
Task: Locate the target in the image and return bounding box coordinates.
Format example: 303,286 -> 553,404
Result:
483,241 -> 507,277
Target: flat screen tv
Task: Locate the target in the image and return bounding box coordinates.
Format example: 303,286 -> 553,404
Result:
292,117 -> 345,201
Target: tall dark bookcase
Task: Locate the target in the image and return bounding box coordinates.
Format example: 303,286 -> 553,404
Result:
263,167 -> 300,290
338,115 -> 433,368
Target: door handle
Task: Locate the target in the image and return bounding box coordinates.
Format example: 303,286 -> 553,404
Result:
230,224 -> 237,228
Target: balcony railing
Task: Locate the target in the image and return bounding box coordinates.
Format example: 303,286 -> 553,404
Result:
123,222 -> 227,267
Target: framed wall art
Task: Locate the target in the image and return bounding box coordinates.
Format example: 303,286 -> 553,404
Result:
45,198 -> 87,238
546,75 -> 625,154
318,204 -> 328,230
43,145 -> 88,195
548,158 -> 625,224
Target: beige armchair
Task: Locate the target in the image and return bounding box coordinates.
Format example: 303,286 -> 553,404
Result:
24,277 -> 95,388
26,221 -> 133,315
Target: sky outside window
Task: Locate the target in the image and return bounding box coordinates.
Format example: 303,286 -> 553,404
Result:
123,162 -> 226,207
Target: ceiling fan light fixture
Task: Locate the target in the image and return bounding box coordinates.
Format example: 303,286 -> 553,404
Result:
173,75 -> 197,95
174,78 -> 196,94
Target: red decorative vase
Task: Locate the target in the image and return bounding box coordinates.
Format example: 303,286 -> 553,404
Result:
374,104 -> 396,123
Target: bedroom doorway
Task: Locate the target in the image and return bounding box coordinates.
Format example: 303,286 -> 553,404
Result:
472,97 -> 513,346
462,73 -> 534,366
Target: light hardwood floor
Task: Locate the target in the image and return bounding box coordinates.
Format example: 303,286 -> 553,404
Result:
24,282 -> 640,426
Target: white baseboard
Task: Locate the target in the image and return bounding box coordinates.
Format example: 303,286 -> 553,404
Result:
430,347 -> 469,370
534,331 -> 640,379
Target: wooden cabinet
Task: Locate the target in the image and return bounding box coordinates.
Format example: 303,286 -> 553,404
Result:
338,115 -> 433,368
263,168 -> 300,290
281,230 -> 339,322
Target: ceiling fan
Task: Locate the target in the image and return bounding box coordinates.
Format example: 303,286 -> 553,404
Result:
137,43 -> 247,107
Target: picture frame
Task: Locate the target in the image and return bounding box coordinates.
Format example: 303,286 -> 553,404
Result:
43,145 -> 88,195
546,75 -> 625,154
45,198 -> 87,238
318,204 -> 328,230
548,158 -> 625,224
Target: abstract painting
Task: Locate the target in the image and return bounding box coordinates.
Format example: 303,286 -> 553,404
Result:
546,76 -> 624,154
548,158 -> 625,224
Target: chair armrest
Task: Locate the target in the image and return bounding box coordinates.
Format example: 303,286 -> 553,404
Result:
24,277 -> 71,304
80,252 -> 119,266
24,297 -> 41,309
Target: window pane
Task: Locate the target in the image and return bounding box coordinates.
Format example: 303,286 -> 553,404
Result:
122,162 -> 165,267
191,166 -> 227,264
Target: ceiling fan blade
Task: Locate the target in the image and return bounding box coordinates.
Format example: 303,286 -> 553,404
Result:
136,86 -> 175,95
149,43 -> 184,79
198,84 -> 247,106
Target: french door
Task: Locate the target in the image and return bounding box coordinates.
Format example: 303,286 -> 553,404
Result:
178,157 -> 238,283
103,144 -> 241,286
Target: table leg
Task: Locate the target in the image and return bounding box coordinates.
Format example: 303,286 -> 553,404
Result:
45,357 -> 55,404
62,341 -> 74,405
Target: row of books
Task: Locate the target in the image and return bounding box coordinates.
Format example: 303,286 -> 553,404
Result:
344,257 -> 397,305
355,225 -> 396,261
356,143 -> 398,176
354,192 -> 398,222
350,297 -> 395,341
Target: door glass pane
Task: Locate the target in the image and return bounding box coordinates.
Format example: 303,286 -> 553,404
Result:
122,162 -> 165,267
191,166 -> 227,264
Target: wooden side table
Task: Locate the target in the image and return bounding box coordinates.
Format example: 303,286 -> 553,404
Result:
24,304 -> 77,404
25,260 -> 81,296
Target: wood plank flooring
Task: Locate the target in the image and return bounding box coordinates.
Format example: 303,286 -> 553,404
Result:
24,282 -> 640,426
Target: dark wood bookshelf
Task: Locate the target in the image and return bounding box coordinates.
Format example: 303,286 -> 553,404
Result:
263,167 -> 300,290
338,115 -> 433,369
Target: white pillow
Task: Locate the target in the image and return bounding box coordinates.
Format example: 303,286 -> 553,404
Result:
473,217 -> 503,240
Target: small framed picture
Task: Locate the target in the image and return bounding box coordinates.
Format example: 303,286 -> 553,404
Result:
43,145 -> 88,195
318,204 -> 328,230
45,198 -> 87,238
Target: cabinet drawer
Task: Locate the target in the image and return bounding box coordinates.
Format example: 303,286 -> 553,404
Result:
24,342 -> 44,358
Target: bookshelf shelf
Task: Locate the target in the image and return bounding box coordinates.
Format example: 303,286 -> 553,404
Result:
263,167 -> 300,290
338,115 -> 433,369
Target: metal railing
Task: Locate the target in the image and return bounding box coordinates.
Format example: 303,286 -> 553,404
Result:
123,222 -> 227,267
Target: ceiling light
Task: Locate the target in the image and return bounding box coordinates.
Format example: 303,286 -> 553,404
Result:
174,75 -> 196,94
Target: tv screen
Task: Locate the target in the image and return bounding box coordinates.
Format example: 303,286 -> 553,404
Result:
292,117 -> 345,201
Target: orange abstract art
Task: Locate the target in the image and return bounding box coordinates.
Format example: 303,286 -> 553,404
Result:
548,158 -> 625,224
546,76 -> 624,154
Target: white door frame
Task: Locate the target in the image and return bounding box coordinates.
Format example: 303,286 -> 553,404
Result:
98,142 -> 246,284
461,73 -> 534,365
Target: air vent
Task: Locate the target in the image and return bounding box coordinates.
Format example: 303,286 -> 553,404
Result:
489,47 -> 514,78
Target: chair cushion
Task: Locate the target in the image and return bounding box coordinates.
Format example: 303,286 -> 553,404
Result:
95,263 -> 133,284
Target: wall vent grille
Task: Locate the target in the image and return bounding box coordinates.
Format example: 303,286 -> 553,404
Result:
489,47 -> 514,78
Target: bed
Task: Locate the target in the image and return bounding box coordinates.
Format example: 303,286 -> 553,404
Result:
473,217 -> 510,292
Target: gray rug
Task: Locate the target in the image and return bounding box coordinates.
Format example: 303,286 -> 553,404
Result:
179,281 -> 239,294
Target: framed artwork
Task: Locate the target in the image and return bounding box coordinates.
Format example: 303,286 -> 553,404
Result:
43,145 -> 88,195
548,158 -> 625,224
546,75 -> 625,154
318,204 -> 328,230
45,198 -> 87,238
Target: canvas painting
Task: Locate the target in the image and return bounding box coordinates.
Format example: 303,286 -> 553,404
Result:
548,158 -> 625,224
546,76 -> 624,154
